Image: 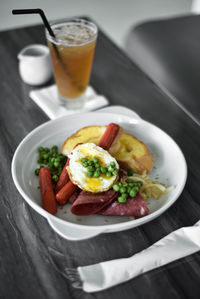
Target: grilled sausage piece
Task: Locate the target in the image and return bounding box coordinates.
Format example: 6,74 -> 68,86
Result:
39,167 -> 57,215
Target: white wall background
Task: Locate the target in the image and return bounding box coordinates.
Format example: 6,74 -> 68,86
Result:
191,0 -> 200,12
1,0 -> 193,48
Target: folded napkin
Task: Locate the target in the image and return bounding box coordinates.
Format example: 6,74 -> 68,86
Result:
29,85 -> 109,120
66,221 -> 200,292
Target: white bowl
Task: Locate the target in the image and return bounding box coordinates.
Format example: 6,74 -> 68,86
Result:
11,112 -> 187,241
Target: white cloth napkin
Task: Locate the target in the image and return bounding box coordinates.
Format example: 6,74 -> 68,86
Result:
29,84 -> 109,120
66,221 -> 200,292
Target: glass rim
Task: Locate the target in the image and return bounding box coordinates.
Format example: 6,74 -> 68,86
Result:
45,18 -> 98,47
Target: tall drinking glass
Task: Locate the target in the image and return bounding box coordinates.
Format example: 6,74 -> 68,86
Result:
46,18 -> 98,109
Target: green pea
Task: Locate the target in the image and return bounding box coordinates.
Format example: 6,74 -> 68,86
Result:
87,166 -> 94,172
39,152 -> 44,158
122,193 -> 128,200
113,184 -> 120,192
135,186 -> 139,192
52,145 -> 58,152
83,162 -> 88,167
129,189 -> 137,197
81,157 -> 88,163
127,169 -> 134,176
88,161 -> 94,166
54,157 -> 60,162
38,146 -> 44,152
118,196 -> 127,203
110,161 -> 116,167
112,169 -> 118,176
35,168 -> 40,176
93,157 -> 99,163
101,167 -> 107,174
94,171 -> 100,178
106,172 -> 112,177
108,166 -> 115,172
95,163 -> 100,169
54,161 -> 59,168
44,147 -> 50,153
43,153 -> 49,160
120,187 -> 127,194
127,186 -> 132,193
48,161 -> 54,168
87,171 -> 93,177
52,174 -> 58,182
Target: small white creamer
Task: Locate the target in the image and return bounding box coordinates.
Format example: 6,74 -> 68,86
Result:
18,44 -> 52,85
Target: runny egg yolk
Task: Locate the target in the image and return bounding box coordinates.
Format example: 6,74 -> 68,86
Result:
78,156 -> 111,193
85,177 -> 102,193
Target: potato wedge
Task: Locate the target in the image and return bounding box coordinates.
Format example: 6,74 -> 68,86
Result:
115,133 -> 154,174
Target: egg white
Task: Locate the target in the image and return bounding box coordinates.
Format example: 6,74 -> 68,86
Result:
67,143 -> 119,193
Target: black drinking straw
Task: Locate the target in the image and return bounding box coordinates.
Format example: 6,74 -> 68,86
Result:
12,9 -> 62,61
12,9 -> 55,37
12,8 -> 82,91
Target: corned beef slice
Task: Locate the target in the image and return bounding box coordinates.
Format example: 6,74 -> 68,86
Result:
100,194 -> 148,218
68,190 -> 81,204
71,189 -> 117,215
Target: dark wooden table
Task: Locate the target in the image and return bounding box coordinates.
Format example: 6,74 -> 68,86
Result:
1,23 -> 200,299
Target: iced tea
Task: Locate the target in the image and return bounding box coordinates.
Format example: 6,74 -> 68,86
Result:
46,19 -> 98,107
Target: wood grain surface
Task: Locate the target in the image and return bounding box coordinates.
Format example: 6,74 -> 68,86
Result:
0,23 -> 200,299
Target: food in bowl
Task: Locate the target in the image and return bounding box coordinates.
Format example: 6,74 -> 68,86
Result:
67,143 -> 119,193
62,125 -> 154,174
34,123 -> 171,218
